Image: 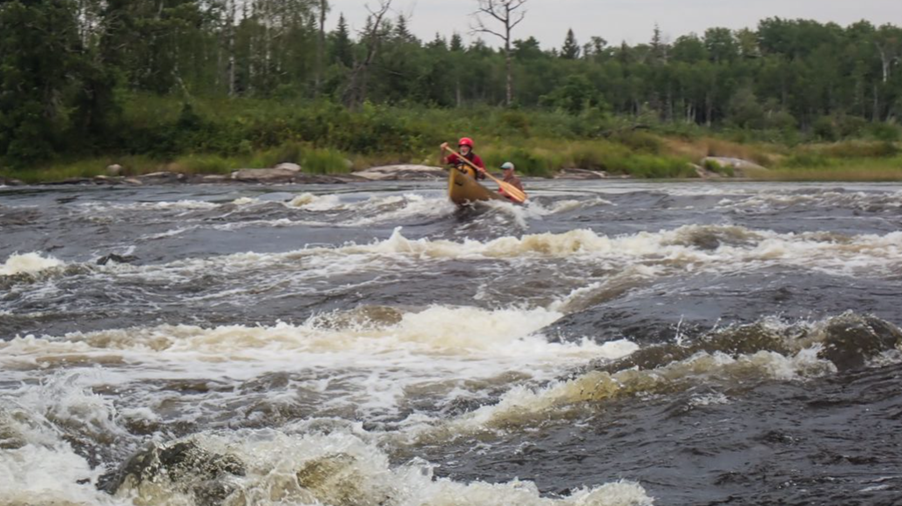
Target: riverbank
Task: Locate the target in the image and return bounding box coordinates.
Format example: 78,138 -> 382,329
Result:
1,98 -> 899,184
3,141 -> 900,185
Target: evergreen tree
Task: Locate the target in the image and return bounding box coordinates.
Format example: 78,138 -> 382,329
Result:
450,33 -> 464,52
561,28 -> 581,59
331,13 -> 354,68
0,0 -> 110,166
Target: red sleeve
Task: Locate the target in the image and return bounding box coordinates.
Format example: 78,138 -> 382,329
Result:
445,154 -> 460,165
472,155 -> 485,169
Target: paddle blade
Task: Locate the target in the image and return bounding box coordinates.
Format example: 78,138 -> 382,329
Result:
498,182 -> 527,203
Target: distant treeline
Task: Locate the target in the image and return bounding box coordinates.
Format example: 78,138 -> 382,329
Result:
1,0 -> 900,168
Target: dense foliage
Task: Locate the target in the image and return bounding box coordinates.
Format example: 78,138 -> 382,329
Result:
0,0 -> 900,169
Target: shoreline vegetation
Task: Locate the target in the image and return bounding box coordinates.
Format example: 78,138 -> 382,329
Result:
1,99 -> 900,184
2,1 -> 901,183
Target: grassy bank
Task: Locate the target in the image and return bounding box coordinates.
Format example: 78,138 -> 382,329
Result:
2,95 -> 900,183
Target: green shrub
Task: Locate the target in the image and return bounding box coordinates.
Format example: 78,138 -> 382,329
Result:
869,123 -> 901,142
304,148 -> 351,174
704,158 -> 734,177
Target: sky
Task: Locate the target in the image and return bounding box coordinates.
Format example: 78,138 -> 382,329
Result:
325,0 -> 902,48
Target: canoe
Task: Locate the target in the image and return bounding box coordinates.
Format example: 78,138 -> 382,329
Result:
447,167 -> 505,205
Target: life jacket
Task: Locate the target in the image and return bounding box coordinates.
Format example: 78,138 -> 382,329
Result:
454,152 -> 480,179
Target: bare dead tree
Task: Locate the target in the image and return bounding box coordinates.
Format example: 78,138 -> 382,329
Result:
471,0 -> 527,107
343,0 -> 392,110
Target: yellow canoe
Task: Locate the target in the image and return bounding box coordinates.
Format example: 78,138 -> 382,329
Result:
448,168 -> 505,205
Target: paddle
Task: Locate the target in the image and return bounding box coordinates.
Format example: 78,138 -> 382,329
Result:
442,146 -> 528,203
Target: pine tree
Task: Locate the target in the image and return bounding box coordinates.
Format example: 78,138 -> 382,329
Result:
450,32 -> 464,52
650,23 -> 669,62
331,13 -> 353,67
561,28 -> 581,59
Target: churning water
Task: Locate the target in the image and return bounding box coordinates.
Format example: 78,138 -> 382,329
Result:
1,181 -> 901,505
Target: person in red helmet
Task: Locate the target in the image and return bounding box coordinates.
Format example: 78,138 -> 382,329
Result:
440,137 -> 486,180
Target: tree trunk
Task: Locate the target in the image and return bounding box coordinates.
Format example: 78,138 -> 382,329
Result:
505,30 -> 512,106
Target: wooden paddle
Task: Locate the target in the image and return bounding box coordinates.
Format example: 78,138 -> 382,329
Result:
443,146 -> 528,203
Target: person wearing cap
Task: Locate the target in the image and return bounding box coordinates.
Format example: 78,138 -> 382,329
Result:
440,137 -> 486,180
499,162 -> 524,199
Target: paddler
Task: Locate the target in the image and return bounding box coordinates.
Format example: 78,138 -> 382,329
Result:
440,137 -> 486,180
498,162 -> 524,201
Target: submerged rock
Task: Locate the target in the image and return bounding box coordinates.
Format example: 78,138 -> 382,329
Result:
98,441 -> 245,505
96,254 -> 139,266
818,313 -> 902,370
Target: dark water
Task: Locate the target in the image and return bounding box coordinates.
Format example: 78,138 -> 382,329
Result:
1,181 -> 901,506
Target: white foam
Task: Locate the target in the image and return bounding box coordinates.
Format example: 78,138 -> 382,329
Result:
113,430 -> 653,506
0,252 -> 64,276
424,348 -> 837,436
1,305 -> 629,422
288,192 -> 344,210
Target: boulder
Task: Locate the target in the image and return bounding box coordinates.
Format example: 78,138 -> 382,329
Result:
123,178 -> 143,185
106,164 -> 123,176
354,165 -> 446,181
137,172 -> 185,184
701,157 -> 767,177
96,254 -> 139,266
97,441 -> 245,504
93,175 -> 122,185
274,162 -> 302,172
691,163 -> 722,179
231,167 -> 299,183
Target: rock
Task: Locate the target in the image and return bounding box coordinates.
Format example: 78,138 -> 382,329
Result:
137,172 -> 184,184
354,165 -> 446,181
97,441 -> 246,504
93,175 -> 122,185
274,162 -> 302,172
201,175 -> 227,183
106,164 -> 123,176
343,158 -> 355,170
231,167 -> 299,183
819,314 -> 902,371
701,157 -> 767,177
96,254 -> 139,266
123,178 -> 143,185
691,163 -> 722,179
45,178 -> 93,185
555,168 -> 608,180
0,177 -> 24,186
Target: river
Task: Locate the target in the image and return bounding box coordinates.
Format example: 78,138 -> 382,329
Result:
1,180 -> 901,506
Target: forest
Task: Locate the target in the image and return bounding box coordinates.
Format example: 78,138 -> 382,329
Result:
1,0 -> 901,179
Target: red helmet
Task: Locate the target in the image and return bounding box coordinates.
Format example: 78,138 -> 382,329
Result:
458,137 -> 474,148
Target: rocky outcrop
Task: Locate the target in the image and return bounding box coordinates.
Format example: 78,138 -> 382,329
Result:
106,164 -> 123,176
354,165 -> 446,181
702,157 -> 767,177
274,162 -> 302,172
231,167 -> 300,183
